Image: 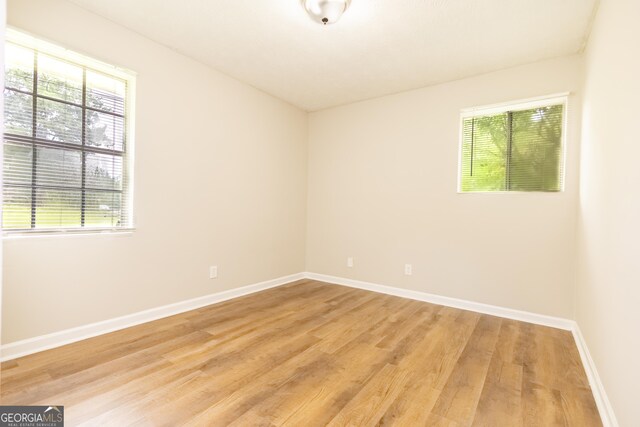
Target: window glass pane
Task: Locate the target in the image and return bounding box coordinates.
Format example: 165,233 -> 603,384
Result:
35,188 -> 81,228
509,105 -> 564,192
86,71 -> 125,115
36,97 -> 82,143
86,110 -> 124,150
5,43 -> 34,91
84,191 -> 122,228
85,153 -> 123,190
3,186 -> 31,229
460,104 -> 564,193
460,114 -> 508,192
4,89 -> 33,136
4,142 -> 32,184
2,36 -> 132,232
35,146 -> 82,188
37,54 -> 83,104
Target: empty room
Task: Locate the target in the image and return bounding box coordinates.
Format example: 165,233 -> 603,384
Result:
0,0 -> 637,425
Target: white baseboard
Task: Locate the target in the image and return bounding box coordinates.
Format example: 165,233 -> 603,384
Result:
1,270 -> 616,426
304,272 -> 617,426
571,324 -> 619,427
304,272 -> 574,330
0,272 -> 305,362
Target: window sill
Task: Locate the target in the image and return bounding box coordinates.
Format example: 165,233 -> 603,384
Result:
457,190 -> 564,194
3,227 -> 136,239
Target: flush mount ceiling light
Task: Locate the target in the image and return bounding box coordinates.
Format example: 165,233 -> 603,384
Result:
302,0 -> 352,25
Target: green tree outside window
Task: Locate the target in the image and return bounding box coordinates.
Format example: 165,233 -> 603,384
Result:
460,104 -> 564,192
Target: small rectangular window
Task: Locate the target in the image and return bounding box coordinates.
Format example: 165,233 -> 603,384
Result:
459,97 -> 566,192
3,31 -> 135,234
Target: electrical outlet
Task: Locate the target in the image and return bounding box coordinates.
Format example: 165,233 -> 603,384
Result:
347,257 -> 354,268
209,265 -> 218,279
404,264 -> 412,276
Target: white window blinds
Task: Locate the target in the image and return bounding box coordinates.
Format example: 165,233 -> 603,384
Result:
3,34 -> 134,233
460,98 -> 565,192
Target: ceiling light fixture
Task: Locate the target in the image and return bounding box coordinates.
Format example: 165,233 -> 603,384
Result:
302,0 -> 351,25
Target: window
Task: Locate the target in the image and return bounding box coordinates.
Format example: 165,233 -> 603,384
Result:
459,96 -> 566,192
3,31 -> 135,233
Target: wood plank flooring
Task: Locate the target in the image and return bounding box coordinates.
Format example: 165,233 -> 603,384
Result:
0,280 -> 601,426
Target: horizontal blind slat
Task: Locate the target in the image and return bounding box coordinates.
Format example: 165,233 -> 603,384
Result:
460,103 -> 564,193
3,40 -> 132,232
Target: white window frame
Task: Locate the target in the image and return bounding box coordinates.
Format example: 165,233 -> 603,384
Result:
3,28 -> 136,237
457,93 -> 569,194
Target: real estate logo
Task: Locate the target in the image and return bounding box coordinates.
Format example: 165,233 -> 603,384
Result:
0,406 -> 64,427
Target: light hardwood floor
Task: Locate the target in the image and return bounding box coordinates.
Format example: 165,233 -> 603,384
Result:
1,280 -> 601,426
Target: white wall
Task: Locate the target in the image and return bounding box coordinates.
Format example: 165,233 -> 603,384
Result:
0,0 -> 6,351
2,0 -> 308,343
6,10 -> 636,426
577,0 -> 640,425
3,4 -> 637,424
307,56 -> 584,318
